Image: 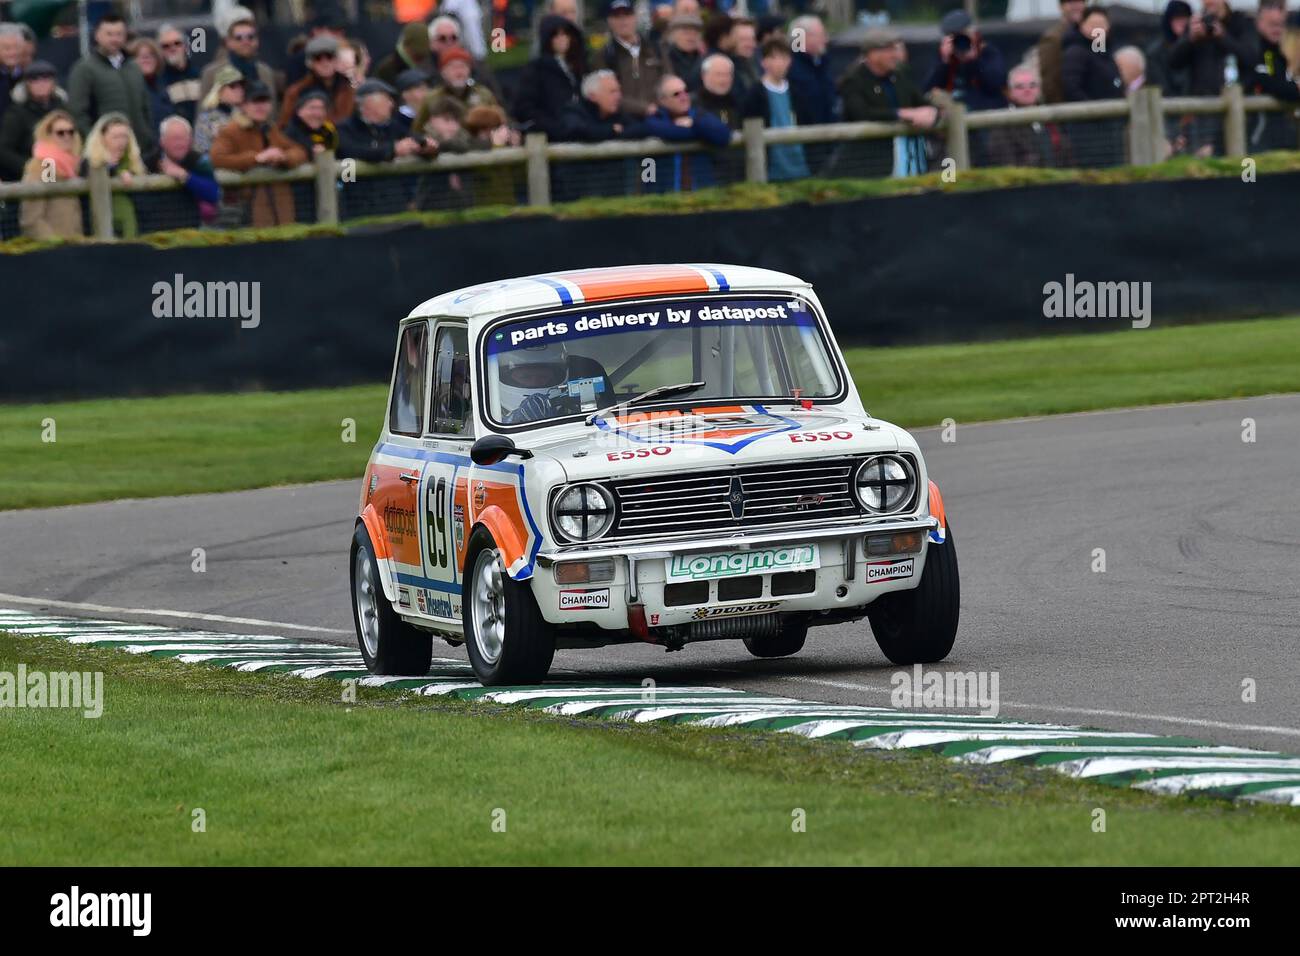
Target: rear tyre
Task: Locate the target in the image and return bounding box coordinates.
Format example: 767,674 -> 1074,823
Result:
463,529 -> 556,685
867,528 -> 960,665
743,621 -> 808,658
351,525 -> 433,676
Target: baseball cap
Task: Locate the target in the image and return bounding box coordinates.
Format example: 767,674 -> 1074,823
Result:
941,9 -> 972,33
396,68 -> 429,92
356,78 -> 397,98
861,28 -> 901,52
305,34 -> 340,57
25,60 -> 58,80
244,80 -> 273,102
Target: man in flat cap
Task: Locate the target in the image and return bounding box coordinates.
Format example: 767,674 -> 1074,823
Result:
836,28 -> 936,178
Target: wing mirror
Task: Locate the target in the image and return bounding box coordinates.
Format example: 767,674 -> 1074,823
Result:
470,434 -> 533,467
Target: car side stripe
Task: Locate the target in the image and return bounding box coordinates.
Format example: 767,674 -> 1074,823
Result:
376,443 -> 544,581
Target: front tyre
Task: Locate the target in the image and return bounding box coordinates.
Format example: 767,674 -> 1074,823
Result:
351,525 -> 433,675
464,529 -> 556,685
867,528 -> 960,665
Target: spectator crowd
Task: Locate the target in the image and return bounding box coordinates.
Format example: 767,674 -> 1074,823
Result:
2,0 -> 1299,240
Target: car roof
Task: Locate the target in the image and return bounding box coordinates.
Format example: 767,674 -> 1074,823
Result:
404,263 -> 811,323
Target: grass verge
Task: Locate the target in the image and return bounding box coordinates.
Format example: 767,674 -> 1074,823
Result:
4,153 -> 1299,255
4,315 -> 1299,509
1,631 -> 1296,865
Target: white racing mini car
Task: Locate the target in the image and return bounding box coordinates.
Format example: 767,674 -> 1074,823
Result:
352,264 -> 958,685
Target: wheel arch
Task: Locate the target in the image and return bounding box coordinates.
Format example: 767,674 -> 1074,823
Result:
355,512 -> 399,602
927,479 -> 950,541
469,507 -> 535,580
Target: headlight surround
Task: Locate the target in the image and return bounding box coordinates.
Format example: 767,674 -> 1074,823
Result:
551,483 -> 614,541
854,455 -> 917,515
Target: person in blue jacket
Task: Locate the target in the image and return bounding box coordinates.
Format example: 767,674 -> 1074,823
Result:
150,115 -> 222,227
642,73 -> 732,192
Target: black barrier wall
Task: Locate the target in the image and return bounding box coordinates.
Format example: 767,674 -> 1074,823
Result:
1,173 -> 1296,401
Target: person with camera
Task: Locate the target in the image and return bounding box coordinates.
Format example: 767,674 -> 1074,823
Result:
1167,0 -> 1253,96
923,9 -> 1007,112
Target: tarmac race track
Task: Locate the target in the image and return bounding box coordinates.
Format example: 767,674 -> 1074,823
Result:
2,395 -> 1297,754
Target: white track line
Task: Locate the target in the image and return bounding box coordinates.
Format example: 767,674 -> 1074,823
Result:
0,593 -> 352,636
909,391 -> 1299,433
784,676 -> 1300,739
6,596 -> 1299,742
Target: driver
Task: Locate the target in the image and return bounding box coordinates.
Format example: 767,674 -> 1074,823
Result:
497,342 -> 570,424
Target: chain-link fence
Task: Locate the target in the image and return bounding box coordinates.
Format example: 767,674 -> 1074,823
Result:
1,90 -> 1294,243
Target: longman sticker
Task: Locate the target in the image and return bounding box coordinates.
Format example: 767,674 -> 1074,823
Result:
866,558 -> 914,583
560,589 -> 611,610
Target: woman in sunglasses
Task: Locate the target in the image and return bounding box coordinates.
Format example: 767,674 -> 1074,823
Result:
19,110 -> 84,240
194,65 -> 246,155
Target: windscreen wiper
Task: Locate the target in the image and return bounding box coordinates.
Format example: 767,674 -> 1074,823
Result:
583,381 -> 706,426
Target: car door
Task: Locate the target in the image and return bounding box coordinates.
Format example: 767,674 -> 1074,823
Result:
417,323 -> 473,622
374,320 -> 429,613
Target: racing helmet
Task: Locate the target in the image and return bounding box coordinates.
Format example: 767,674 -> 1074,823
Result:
495,341 -> 570,418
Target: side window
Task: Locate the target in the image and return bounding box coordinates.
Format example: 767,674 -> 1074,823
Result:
430,326 -> 473,436
389,322 -> 427,437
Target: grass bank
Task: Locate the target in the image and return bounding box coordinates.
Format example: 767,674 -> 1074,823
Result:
1,631 -> 1295,865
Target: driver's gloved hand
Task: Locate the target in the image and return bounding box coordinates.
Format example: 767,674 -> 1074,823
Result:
512,393 -> 553,423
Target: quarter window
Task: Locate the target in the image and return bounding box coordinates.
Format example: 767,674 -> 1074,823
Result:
430,326 -> 473,436
389,322 -> 427,436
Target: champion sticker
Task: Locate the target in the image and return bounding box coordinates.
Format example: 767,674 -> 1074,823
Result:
559,588 -> 610,610
867,558 -> 915,583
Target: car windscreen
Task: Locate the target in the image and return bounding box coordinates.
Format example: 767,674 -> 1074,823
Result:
482,296 -> 841,428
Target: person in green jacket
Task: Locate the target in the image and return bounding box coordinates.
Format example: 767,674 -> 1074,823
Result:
67,12 -> 155,160
81,112 -> 145,239
834,29 -> 937,179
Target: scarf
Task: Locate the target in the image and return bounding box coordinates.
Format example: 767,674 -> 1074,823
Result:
33,139 -> 79,180
228,53 -> 261,83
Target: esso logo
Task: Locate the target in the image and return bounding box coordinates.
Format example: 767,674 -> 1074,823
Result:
789,431 -> 853,443
607,445 -> 673,462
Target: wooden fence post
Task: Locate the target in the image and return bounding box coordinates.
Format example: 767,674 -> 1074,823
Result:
88,164 -> 114,240
525,133 -> 551,207
742,116 -> 767,184
314,149 -> 339,225
944,101 -> 970,172
1223,83 -> 1247,157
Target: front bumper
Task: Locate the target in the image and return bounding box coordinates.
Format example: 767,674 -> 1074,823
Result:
531,516 -> 939,635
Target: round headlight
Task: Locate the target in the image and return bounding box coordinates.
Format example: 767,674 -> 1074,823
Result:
552,484 -> 614,541
854,456 -> 916,514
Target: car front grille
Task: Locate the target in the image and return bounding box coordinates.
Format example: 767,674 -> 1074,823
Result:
605,458 -> 868,541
